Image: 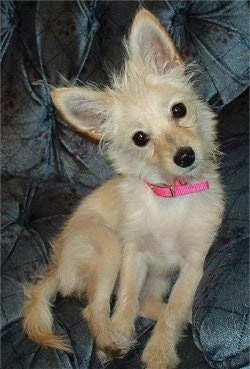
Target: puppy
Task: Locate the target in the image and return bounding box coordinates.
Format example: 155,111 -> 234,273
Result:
23,9 -> 224,369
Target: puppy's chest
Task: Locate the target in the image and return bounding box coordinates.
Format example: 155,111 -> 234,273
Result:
121,195 -> 193,266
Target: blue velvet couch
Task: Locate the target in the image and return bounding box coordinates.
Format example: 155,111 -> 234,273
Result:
1,1 -> 249,368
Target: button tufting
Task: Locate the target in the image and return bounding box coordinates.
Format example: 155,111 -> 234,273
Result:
171,8 -> 188,26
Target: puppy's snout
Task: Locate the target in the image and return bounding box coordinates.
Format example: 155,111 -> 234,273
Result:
174,146 -> 195,168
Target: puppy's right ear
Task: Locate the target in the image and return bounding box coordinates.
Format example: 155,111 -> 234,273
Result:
50,87 -> 113,140
129,9 -> 183,74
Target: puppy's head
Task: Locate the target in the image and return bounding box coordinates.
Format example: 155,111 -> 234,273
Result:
51,9 -> 218,184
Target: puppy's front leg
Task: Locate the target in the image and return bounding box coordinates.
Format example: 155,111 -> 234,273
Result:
112,246 -> 148,346
142,263 -> 202,369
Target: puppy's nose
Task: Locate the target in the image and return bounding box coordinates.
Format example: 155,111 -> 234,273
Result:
174,146 -> 195,168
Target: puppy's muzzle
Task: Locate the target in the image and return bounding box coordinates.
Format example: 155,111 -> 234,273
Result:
174,146 -> 195,168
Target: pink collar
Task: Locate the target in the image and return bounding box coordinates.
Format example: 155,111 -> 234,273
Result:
145,179 -> 209,198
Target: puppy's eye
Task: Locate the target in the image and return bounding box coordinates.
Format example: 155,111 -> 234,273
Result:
172,103 -> 187,118
132,131 -> 150,147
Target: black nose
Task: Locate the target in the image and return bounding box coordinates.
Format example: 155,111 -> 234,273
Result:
174,146 -> 195,168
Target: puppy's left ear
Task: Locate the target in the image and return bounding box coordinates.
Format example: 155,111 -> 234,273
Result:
129,9 -> 184,74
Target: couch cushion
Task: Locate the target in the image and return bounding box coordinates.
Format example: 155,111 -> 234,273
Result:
193,135 -> 249,369
1,1 -> 112,185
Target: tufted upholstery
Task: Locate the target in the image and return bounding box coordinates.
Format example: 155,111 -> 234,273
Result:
193,117 -> 249,368
1,1 -> 249,369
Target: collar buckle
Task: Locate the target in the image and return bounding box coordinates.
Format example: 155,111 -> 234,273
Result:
169,186 -> 176,197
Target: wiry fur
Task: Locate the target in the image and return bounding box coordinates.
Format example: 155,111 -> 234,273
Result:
23,9 -> 224,369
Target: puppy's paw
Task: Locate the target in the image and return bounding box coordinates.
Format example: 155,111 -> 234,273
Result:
97,349 -> 112,364
141,339 -> 180,369
97,330 -> 134,360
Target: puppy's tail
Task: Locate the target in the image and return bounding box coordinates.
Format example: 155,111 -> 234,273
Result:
23,271 -> 72,354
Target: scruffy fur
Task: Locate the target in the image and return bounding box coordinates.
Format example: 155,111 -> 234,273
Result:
23,9 -> 224,369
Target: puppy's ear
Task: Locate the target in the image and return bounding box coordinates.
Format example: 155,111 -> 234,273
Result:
129,9 -> 184,74
50,87 -> 112,140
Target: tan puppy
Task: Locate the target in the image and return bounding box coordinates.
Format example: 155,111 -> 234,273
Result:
23,9 -> 224,369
